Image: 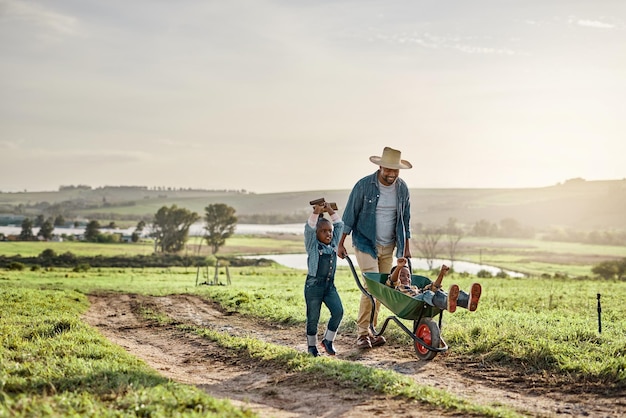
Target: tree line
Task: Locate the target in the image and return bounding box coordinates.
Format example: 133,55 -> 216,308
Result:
5,203 -> 238,256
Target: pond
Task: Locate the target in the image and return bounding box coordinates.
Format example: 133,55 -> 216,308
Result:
243,253 -> 525,278
1,223 -> 524,277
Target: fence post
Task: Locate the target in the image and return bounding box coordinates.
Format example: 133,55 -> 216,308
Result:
597,293 -> 602,334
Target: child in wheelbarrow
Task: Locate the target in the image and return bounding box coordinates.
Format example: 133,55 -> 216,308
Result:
387,258 -> 481,312
303,201 -> 344,357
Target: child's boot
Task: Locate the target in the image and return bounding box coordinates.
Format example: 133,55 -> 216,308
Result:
307,334 -> 319,357
468,282 -> 482,312
321,329 -> 337,355
447,284 -> 459,313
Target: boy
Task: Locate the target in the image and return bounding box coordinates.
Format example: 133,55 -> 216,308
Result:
303,202 -> 344,356
387,258 -> 481,312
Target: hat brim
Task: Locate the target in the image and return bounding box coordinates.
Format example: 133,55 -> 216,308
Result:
369,156 -> 412,169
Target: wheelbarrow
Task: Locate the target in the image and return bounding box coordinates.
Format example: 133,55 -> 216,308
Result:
346,256 -> 448,360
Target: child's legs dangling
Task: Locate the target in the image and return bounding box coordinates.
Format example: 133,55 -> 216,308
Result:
457,283 -> 481,311
430,289 -> 453,311
457,290 -> 470,309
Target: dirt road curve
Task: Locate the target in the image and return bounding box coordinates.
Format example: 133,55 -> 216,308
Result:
83,293 -> 625,417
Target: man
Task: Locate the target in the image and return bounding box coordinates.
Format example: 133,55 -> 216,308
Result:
338,146 -> 412,349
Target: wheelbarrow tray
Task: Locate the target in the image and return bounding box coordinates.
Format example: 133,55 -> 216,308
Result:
363,272 -> 441,320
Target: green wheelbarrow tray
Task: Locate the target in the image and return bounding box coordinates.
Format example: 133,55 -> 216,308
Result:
363,272 -> 440,320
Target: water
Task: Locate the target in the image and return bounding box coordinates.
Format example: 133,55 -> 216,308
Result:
0,223 -> 523,277
243,254 -> 525,278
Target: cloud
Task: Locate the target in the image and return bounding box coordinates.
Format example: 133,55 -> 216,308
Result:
1,0 -> 78,40
0,140 -> 20,150
364,30 -> 519,56
575,19 -> 615,29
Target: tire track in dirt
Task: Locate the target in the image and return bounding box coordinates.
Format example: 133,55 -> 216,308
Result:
83,293 -> 625,417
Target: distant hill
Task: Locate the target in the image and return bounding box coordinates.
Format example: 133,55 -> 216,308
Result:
1,179 -> 625,231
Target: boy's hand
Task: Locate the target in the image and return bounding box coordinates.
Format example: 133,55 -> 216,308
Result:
324,202 -> 335,215
313,204 -> 325,214
397,257 -> 407,267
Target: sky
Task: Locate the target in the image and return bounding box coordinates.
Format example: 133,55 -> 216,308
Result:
1,0 -> 625,194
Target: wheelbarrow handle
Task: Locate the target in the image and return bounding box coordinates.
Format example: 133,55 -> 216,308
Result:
345,255 -> 369,296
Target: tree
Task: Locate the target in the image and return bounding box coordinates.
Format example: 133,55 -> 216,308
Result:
53,214 -> 66,227
592,258 -> 626,280
471,219 -> 498,237
84,220 -> 101,242
37,219 -> 55,241
151,205 -> 199,253
444,218 -> 464,269
34,214 -> 45,227
414,227 -> 443,270
19,218 -> 35,241
204,203 -> 238,254
131,220 -> 146,243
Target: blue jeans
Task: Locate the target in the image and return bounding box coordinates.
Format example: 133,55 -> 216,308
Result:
422,289 -> 470,310
304,275 -> 344,336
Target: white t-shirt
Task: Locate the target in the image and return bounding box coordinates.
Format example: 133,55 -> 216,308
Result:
376,180 -> 397,246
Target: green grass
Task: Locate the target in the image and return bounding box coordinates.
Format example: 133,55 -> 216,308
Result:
0,240 -> 155,258
2,237 -> 625,416
3,265 -> 625,387
180,324 -> 520,417
193,267 -> 626,384
0,285 -> 256,417
0,281 -> 521,418
0,235 -> 305,258
457,237 -> 625,277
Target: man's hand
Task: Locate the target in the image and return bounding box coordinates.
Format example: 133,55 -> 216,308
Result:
337,243 -> 347,259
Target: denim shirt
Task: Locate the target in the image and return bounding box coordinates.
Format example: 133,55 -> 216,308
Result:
304,218 -> 344,278
342,171 -> 411,259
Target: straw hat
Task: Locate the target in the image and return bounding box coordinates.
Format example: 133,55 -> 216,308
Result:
369,147 -> 412,169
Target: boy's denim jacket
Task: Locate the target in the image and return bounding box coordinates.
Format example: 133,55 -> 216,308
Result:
304,215 -> 344,278
342,171 -> 411,259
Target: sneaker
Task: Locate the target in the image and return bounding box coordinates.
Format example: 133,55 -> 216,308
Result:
356,335 -> 372,349
321,339 -> 337,355
468,282 -> 482,312
370,334 -> 386,347
308,346 -> 320,357
447,284 -> 459,313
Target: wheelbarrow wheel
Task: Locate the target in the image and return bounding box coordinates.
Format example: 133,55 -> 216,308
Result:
414,317 -> 440,361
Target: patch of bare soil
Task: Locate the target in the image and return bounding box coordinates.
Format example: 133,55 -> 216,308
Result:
83,293 -> 625,418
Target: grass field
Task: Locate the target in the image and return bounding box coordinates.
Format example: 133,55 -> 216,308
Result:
1,236 -> 625,416
0,278 -> 522,417
2,264 -> 625,416
3,265 -> 625,378
0,284 -> 256,417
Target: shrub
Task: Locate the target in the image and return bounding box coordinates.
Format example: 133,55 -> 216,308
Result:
73,263 -> 91,272
477,269 -> 493,278
8,262 -> 25,271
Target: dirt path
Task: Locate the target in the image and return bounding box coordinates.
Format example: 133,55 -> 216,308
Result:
83,293 -> 625,417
